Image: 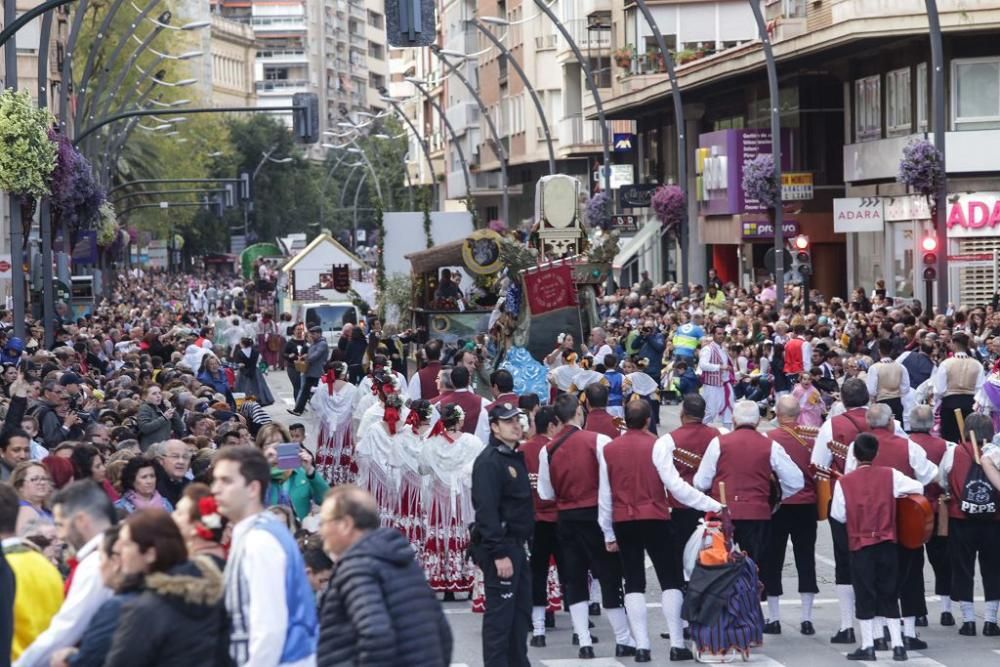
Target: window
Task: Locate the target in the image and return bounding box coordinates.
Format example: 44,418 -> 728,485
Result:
886,67 -> 912,135
854,75 -> 881,142
367,10 -> 383,29
953,58 -> 1000,130
916,62 -> 928,131
369,42 -> 384,60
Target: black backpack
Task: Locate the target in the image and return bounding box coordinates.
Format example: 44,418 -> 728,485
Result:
960,443 -> 998,519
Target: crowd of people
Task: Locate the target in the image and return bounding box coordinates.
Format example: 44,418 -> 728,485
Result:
6,260 -> 1000,666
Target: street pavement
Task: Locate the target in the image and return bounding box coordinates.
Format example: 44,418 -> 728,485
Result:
260,369 -> 997,667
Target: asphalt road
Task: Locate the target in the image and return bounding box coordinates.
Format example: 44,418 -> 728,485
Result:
260,370 -> 998,667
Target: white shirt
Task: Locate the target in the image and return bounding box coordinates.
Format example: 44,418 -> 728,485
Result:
811,412 -> 909,469
536,427 -> 611,502
692,433 -> 805,500
591,344 -> 614,368
15,533 -> 111,667
227,514 -> 316,667
844,431 -> 939,485
697,342 -> 730,374
598,434 -> 723,542
830,467 -> 923,523
933,352 -> 985,399
865,360 -> 911,399
407,372 -> 425,401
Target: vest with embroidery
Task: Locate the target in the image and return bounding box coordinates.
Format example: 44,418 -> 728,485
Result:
701,344 -> 729,387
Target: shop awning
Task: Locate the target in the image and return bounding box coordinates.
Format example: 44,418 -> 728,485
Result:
613,221 -> 661,270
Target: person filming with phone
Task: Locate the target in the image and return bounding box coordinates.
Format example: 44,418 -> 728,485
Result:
255,423 -> 330,522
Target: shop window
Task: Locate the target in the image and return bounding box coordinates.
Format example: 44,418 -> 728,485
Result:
952,58 -> 1000,130
854,75 -> 881,142
886,67 -> 912,136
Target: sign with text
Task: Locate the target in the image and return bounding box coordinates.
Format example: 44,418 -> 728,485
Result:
619,184 -> 658,208
331,264 -> 351,293
696,128 -> 794,216
523,264 -> 578,315
834,197 -> 885,232
598,164 -> 635,190
946,193 -> 1000,238
742,219 -> 799,240
884,194 -> 932,221
947,252 -> 994,266
781,172 -> 813,201
611,214 -> 639,232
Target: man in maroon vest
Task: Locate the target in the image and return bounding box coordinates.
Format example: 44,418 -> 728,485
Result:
520,405 -> 562,647
599,399 -> 721,662
762,396 -> 820,636
537,394 -> 635,660
907,404 -> 954,627
430,368 -> 455,406
407,340 -> 443,401
436,365 -> 490,443
486,369 -> 519,412
846,403 -> 938,651
655,394 -> 724,585
811,378 -> 870,644
693,400 -> 804,592
938,413 -> 1000,638
583,384 -> 621,440
831,432 -> 923,662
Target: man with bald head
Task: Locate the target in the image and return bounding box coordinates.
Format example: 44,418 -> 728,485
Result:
761,396 -> 820,636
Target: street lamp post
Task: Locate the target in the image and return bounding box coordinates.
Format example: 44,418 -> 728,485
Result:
379,96 -> 439,208
466,18 -> 556,175
430,46 -> 509,224
748,0 -> 785,303
403,79 -> 474,202
926,0 -> 948,310
352,172 -> 368,252
243,147 -> 293,240
3,0 -> 27,338
38,9 -> 57,347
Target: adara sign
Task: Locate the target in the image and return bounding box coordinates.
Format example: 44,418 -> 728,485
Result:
947,192 -> 1000,237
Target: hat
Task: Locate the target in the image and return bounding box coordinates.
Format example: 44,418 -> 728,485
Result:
308,325 -> 323,334
59,372 -> 83,386
489,402 -> 522,422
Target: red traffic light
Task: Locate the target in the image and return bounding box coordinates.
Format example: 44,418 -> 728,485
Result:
792,234 -> 810,251
921,236 -> 938,252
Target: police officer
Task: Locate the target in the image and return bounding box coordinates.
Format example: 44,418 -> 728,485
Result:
470,402 -> 535,667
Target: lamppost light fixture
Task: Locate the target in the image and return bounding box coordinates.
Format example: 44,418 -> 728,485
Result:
404,76 -> 426,85
181,20 -> 211,30
269,157 -> 294,164
478,16 -> 510,25
336,121 -> 357,128
438,49 -> 470,59
373,133 -> 391,139
346,147 -> 362,153
148,98 -> 191,108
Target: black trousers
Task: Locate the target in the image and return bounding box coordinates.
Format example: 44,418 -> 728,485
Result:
897,546 -> 927,618
762,503 -> 819,596
481,545 -> 531,667
671,507 -> 703,586
286,367 -> 302,400
925,533 -> 951,597
829,517 -> 852,585
529,520 -> 563,608
734,519 -> 770,571
878,397 -> 904,426
556,516 -> 625,608
850,541 -> 900,620
948,518 -> 1000,602
614,519 -> 681,594
940,394 -> 975,443
293,376 -> 319,413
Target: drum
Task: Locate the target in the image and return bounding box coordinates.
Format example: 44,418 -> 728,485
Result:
897,493 -> 934,549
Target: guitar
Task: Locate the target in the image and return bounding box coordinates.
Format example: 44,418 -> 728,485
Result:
672,447 -> 702,472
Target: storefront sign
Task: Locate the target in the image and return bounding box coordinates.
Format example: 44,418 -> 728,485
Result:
741,219 -> 799,240
834,197 -> 884,232
946,193 -> 1000,237
613,133 -> 635,152
619,184 -> 657,208
884,194 -> 932,221
781,173 -> 813,201
696,128 -> 793,216
72,231 -> 98,265
610,164 -> 634,190
947,252 -> 995,266
611,214 -> 639,232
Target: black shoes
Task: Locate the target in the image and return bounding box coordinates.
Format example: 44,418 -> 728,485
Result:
893,646 -> 908,661
660,629 -> 692,641
873,638 -> 889,651
669,647 -> 694,661
615,644 -> 637,657
941,611 -> 956,626
959,621 -> 977,636
801,621 -> 816,636
831,628 -> 856,644
635,648 -> 652,663
572,633 -> 599,645
578,646 -> 595,659
286,409 -> 302,416
846,647 -> 876,661
529,635 -> 546,648
762,620 -> 781,635
442,591 -> 455,602
903,635 -> 927,650
915,615 -> 928,627
544,610 -> 555,628
984,621 -> 1000,636
589,602 -> 601,616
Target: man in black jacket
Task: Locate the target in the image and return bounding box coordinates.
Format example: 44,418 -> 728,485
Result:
317,486 -> 452,667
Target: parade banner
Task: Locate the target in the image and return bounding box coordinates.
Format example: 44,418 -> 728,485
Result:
523,264 -> 577,315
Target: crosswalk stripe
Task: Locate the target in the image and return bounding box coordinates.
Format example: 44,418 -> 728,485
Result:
540,660 -> 626,666
839,650 -> 946,666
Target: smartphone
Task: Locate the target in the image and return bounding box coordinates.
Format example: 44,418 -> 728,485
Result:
275,443 -> 300,471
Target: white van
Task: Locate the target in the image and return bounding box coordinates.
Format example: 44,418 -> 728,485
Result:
294,302 -> 363,349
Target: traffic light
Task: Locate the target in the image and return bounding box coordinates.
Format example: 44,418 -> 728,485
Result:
922,234 -> 938,281
385,0 -> 436,47
239,172 -> 251,202
292,92 -> 319,144
223,183 -> 236,209
792,234 -> 812,280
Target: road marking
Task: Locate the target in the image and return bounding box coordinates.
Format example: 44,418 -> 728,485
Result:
840,650 -> 945,666
540,660 -> 626,666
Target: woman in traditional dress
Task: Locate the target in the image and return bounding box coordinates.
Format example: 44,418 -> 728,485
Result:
354,373 -> 408,527
419,403 -> 484,600
791,369 -> 824,427
547,350 -> 581,402
393,400 -> 434,555
354,354 -> 409,436
232,336 -> 274,407
310,361 -> 358,485
257,312 -> 282,370
624,365 -> 661,434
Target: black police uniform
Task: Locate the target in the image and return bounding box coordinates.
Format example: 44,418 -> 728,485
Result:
471,429 -> 534,667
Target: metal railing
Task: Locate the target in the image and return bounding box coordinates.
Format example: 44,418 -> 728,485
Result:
558,113 -> 602,146
257,49 -> 307,61
256,79 -> 309,91
251,16 -> 307,30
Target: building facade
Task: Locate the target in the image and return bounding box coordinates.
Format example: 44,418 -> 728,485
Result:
209,14 -> 258,107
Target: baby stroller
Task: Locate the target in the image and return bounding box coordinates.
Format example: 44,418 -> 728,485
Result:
681,484 -> 765,663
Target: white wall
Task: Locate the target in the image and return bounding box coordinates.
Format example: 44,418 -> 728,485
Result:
382,211 -> 475,280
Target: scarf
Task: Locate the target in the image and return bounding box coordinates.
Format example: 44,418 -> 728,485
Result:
124,489 -> 166,511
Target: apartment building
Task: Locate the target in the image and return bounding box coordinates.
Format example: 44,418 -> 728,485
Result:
208,14 -> 257,107
595,0 -> 1000,303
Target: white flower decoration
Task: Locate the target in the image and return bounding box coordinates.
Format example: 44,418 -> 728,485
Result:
201,513 -> 222,530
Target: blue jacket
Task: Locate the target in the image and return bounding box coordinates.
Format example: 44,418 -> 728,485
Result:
256,516 -> 318,663
68,592 -> 140,667
198,369 -> 230,395
604,371 -> 624,407
636,332 -> 666,380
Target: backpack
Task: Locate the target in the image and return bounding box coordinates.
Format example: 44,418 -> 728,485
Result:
960,443 -> 998,519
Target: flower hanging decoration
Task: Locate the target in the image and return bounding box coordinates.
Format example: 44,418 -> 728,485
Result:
898,138 -> 945,197
651,185 -> 686,230
48,128 -> 105,229
742,154 -> 780,210
585,191 -> 612,230
488,218 -> 508,234
96,202 -> 119,247
0,90 -> 57,197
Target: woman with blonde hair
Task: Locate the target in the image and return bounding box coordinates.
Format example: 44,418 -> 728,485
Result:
11,461 -> 54,535
255,425 -> 329,521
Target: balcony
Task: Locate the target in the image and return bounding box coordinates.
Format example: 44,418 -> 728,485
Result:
445,101 -> 478,136
446,170 -> 468,199
349,56 -> 368,72
256,79 -> 310,93
558,113 -> 602,151
257,49 -> 308,65
535,34 -> 558,50
348,2 -> 366,20
349,33 -> 367,49
562,18 -> 611,52
250,15 -> 306,32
